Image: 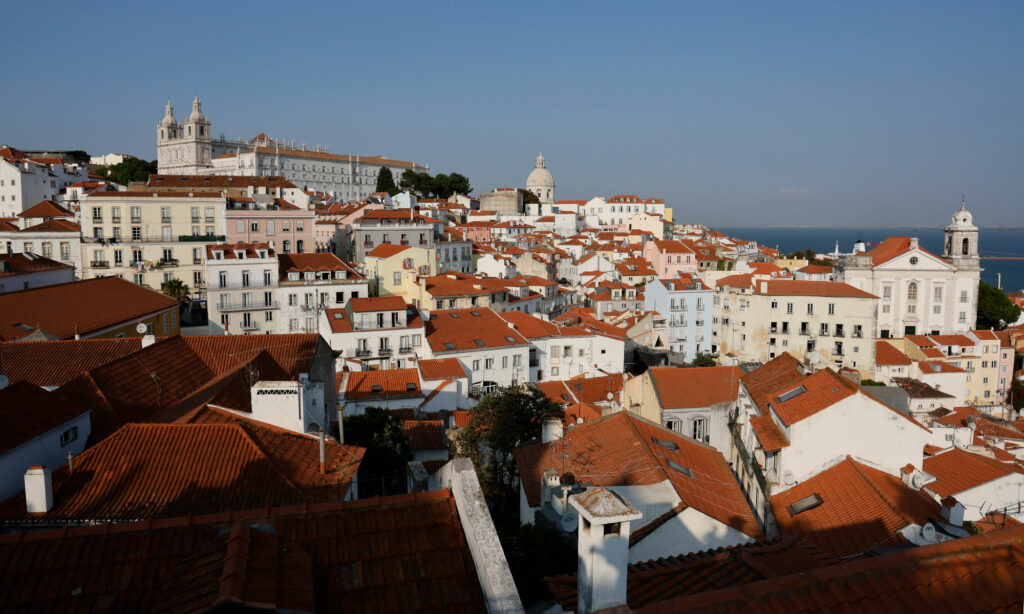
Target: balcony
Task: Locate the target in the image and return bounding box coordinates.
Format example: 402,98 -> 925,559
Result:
240,322 -> 261,332
378,348 -> 393,357
158,258 -> 179,268
161,218 -> 172,224
215,281 -> 278,290
131,217 -> 141,223
193,258 -> 202,265
90,260 -> 110,268
399,346 -> 414,354
852,331 -> 863,338
178,234 -> 226,242
191,217 -> 200,224
216,300 -> 279,312
355,349 -> 372,357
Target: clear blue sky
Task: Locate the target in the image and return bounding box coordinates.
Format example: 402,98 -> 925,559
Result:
4,1 -> 1022,226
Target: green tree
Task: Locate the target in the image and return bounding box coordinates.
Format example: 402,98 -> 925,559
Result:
343,406 -> 413,496
455,384 -> 563,498
448,172 -> 472,196
94,158 -> 157,185
976,280 -> 1021,330
432,173 -> 452,199
160,278 -> 190,302
375,167 -> 399,196
518,188 -> 540,205
690,354 -> 716,367
1008,376 -> 1024,411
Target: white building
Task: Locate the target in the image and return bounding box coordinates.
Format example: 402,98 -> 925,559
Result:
525,153 -> 555,205
156,97 -> 427,202
322,296 -> 426,370
277,252 -> 367,335
644,276 -> 713,361
205,243 -> 279,335
1,146 -> 89,218
0,204 -> 82,277
836,201 -> 980,337
423,307 -> 530,395
499,311 -> 625,382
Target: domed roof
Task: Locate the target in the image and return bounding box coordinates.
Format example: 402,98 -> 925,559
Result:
160,100 -> 179,127
188,96 -> 206,122
526,152 -> 554,189
948,198 -> 977,229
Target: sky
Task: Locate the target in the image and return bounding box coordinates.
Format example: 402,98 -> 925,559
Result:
3,1 -> 1022,227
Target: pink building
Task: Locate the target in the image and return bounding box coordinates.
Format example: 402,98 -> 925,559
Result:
642,239 -> 698,278
224,197 -> 315,254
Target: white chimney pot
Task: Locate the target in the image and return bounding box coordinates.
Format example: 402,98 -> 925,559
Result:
24,465 -> 53,513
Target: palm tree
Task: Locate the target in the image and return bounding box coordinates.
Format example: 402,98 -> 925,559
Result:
160,278 -> 190,302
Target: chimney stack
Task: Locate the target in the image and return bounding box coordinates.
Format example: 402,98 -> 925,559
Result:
319,428 -> 327,475
940,496 -> 965,526
24,465 -> 53,513
570,487 -> 643,613
542,418 -> 563,443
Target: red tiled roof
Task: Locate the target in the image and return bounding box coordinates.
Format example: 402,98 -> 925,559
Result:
278,252 -> 361,279
741,353 -> 807,410
0,417 -> 364,523
930,333 -> 975,346
365,243 -> 413,258
936,406 -> 1024,440
515,412 -> 761,537
342,369 -> 421,400
181,334 -> 323,378
638,525 -> 1024,613
647,366 -> 743,409
770,457 -> 940,558
404,419 -> 446,450
749,415 -> 789,452
651,240 -> 694,254
875,340 -> 912,365
0,338 -> 143,386
148,174 -> 298,189
0,253 -> 73,275
546,535 -> 831,612
18,218 -> 81,233
0,277 -> 179,341
425,307 -> 529,353
768,368 -> 858,426
0,490 -> 483,613
756,280 -> 877,299
923,447 -> 1024,498
17,199 -> 74,218
349,295 -> 406,312
796,264 -> 833,274
716,273 -> 754,288
418,357 -> 467,380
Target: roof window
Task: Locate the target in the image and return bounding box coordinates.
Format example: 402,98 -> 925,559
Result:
505,336 -> 516,343
406,383 -> 417,392
666,460 -> 693,478
470,311 -> 480,317
776,385 -> 807,403
333,313 -> 343,319
450,313 -> 460,318
473,339 -> 485,347
788,493 -> 823,516
443,343 -> 455,350
370,384 -> 382,393
651,437 -> 679,451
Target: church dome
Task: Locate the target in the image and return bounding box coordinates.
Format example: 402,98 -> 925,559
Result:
526,153 -> 554,189
948,198 -> 977,229
160,100 -> 179,127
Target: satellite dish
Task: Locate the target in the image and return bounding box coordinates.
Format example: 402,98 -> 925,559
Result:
560,512 -> 578,533
136,322 -> 148,334
921,523 -> 936,541
910,472 -> 925,490
782,470 -> 795,485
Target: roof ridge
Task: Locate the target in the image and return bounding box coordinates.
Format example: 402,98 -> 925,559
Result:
233,421 -> 309,496
847,457 -> 915,527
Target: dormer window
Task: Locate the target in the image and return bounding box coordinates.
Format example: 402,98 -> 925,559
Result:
235,250 -> 245,259
258,250 -> 267,258
289,272 -> 300,281
213,250 -> 223,260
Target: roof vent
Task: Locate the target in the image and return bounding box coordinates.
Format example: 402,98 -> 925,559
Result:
788,493 -> 823,516
651,437 -> 678,451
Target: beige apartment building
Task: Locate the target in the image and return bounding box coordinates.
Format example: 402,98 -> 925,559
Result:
716,279 -> 878,376
79,191 -> 227,294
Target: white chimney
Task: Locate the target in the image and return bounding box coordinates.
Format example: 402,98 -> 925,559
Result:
940,496 -> 965,527
24,465 -> 53,513
570,487 -> 643,613
542,418 -> 564,443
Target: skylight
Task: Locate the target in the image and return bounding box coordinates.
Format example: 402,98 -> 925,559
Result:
450,313 -> 460,318
651,437 -> 679,451
473,339 -> 485,346
788,493 -> 823,516
777,385 -> 807,403
406,383 -> 417,391
470,311 -> 480,317
666,460 -> 694,478
370,384 -> 382,393
444,343 -> 456,350
333,313 -> 343,319
505,336 -> 516,343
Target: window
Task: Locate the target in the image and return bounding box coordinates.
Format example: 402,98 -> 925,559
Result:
828,303 -> 835,315
960,290 -> 969,304
60,426 -> 78,446
113,250 -> 122,265
551,366 -> 560,376
806,303 -> 814,315
908,282 -> 918,301
485,358 -> 494,369
266,311 -> 273,321
283,240 -> 291,253
250,220 -> 260,232
131,206 -> 141,222
393,271 -> 402,285
162,226 -> 171,241
786,302 -> 793,314
41,242 -> 52,258
472,359 -> 480,371
691,417 -> 707,442
92,207 -> 102,222
513,354 -> 522,366
60,242 -> 70,260
959,311 -> 967,323
112,207 -> 121,222
160,206 -> 171,223
820,323 -> 829,335
771,300 -> 778,309
788,493 -> 823,515
934,286 -> 943,301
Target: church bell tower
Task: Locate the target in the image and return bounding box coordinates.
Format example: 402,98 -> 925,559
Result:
943,198 -> 980,271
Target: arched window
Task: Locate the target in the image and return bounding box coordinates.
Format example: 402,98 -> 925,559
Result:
187,126 -> 191,136
908,282 -> 918,301
199,126 -> 204,136
161,130 -> 164,139
962,238 -> 970,256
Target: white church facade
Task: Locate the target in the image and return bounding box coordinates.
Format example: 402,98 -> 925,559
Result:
836,200 -> 981,337
157,97 -> 427,202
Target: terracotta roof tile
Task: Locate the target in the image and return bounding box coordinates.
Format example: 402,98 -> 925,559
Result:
638,525 -> 1024,613
426,307 -> 529,353
875,340 -> 913,365
349,295 -> 406,312
181,334 -> 323,378
770,457 -> 940,558
278,252 -> 361,279
739,353 -> 806,411
18,218 -> 81,233
404,419 -> 446,449
365,243 -> 413,258
0,277 -> 179,341
923,447 -> 1024,498
0,338 -> 143,386
418,357 -> 467,380
0,415 -> 364,523
0,382 -> 89,455
756,279 -> 877,299
17,199 -> 74,218
342,369 -> 421,400
749,415 -> 789,452
767,368 -> 858,426
648,366 -> 743,409
515,412 -> 761,537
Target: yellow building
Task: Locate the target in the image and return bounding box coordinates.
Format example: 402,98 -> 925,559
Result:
364,244 -> 435,299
